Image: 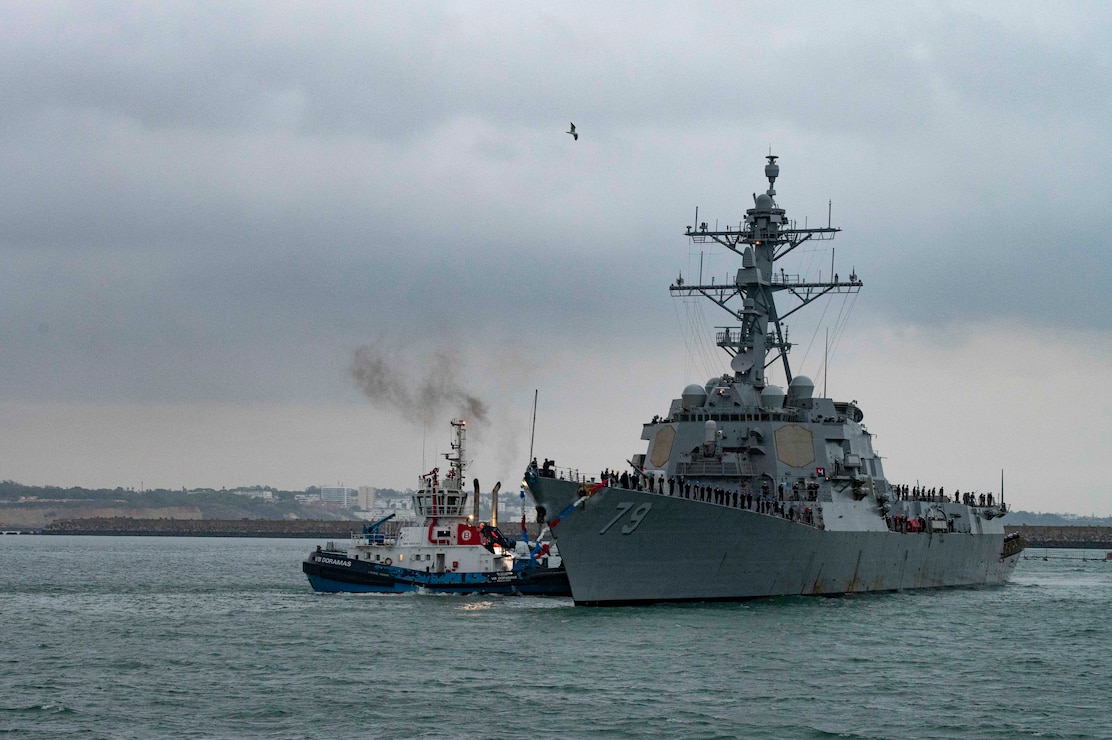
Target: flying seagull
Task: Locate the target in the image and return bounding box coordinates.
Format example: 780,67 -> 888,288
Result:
567,122 -> 577,141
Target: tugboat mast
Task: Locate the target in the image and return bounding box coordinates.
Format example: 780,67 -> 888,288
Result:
446,418 -> 467,490
673,155 -> 861,389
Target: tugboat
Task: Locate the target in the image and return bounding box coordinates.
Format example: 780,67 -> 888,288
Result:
303,419 -> 570,596
524,155 -> 1024,605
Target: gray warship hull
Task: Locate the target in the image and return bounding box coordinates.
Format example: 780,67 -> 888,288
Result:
525,473 -> 1020,606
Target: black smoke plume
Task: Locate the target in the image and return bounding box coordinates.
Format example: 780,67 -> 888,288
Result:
350,343 -> 489,428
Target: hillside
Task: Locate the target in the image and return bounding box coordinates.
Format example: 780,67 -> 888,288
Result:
0,481 -> 385,529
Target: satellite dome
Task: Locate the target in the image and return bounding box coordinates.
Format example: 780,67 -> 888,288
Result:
681,383 -> 707,408
788,375 -> 814,394
760,384 -> 785,409
755,193 -> 773,211
786,375 -> 815,406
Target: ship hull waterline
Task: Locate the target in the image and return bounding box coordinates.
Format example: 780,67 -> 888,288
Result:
527,474 -> 1021,606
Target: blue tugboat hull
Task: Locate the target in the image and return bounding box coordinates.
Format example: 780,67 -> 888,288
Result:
302,552 -> 571,596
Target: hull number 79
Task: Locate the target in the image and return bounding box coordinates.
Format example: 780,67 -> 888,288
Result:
599,502 -> 652,535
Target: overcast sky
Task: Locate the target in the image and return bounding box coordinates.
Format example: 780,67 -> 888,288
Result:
2,1 -> 1110,515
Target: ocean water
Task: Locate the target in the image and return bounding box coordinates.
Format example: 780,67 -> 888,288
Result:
1,537 -> 1109,739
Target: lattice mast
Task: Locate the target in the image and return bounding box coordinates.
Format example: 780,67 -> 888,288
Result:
672,155 -> 861,389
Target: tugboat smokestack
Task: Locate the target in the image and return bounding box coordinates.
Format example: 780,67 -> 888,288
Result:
473,478 -> 480,521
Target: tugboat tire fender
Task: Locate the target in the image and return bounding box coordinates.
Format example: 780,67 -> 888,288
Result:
384,558 -> 392,566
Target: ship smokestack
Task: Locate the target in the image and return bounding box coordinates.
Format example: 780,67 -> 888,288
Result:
491,482 -> 501,527
473,478 -> 480,521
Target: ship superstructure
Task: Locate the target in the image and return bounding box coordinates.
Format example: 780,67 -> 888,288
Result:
524,156 -> 1022,605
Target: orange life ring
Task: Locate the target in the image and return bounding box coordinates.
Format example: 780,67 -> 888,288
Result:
384,557 -> 393,566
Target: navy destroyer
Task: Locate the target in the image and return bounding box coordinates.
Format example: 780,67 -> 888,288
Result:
524,156 -> 1023,606
304,419 -> 570,596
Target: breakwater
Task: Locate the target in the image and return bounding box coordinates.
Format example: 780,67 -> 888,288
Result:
43,518 -> 365,538
15,518 -> 1109,548
38,517 -> 549,540
1006,525 -> 1112,549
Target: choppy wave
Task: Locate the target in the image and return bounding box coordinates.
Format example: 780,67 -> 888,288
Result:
1,536 -> 1108,739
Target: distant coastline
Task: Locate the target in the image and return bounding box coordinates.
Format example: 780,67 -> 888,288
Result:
4,516 -> 551,541
37,517 -> 364,539
0,480 -> 409,531
3,480 -> 1110,546
0,518 -> 1108,549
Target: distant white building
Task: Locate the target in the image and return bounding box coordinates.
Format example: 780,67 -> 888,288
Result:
357,486 -> 376,510
319,486 -> 357,508
229,488 -> 274,501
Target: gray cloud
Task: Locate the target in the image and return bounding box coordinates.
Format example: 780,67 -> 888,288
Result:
2,2 -> 1111,510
